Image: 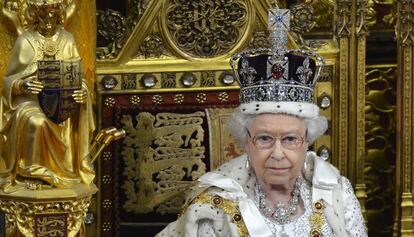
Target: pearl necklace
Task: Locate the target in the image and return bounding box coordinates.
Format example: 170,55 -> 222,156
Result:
255,177 -> 302,236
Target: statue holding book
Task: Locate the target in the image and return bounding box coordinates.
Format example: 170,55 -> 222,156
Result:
0,0 -> 95,191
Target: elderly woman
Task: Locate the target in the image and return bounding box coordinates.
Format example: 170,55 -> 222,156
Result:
157,8 -> 366,237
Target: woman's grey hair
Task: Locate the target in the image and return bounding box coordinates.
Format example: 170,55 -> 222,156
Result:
227,109 -> 328,146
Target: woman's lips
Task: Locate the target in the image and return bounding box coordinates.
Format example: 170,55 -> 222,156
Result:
267,167 -> 290,173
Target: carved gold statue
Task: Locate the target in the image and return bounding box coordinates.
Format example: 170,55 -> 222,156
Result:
0,1 -> 124,236
0,0 -> 95,191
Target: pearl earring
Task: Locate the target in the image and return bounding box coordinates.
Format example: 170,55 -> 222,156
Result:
246,155 -> 250,169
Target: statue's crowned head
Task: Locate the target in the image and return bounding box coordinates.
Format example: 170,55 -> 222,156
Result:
27,0 -> 66,37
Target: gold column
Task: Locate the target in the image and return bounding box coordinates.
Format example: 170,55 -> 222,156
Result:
336,0 -> 351,177
336,0 -> 367,218
354,0 -> 368,220
395,0 -> 414,235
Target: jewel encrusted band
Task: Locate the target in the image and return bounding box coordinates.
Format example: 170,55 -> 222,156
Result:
239,83 -> 314,104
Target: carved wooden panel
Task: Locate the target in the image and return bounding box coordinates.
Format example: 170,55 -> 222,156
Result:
98,91 -> 239,236
365,65 -> 396,236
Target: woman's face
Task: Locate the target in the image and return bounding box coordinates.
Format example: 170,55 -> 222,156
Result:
244,113 -> 308,188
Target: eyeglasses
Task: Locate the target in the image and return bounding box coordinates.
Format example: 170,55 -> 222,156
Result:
246,129 -> 305,150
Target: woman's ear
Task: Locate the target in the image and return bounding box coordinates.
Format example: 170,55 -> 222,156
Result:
304,141 -> 309,150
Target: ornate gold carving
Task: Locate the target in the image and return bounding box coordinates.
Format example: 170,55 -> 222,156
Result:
102,151 -> 112,161
356,0 -> 371,36
186,191 -> 248,237
174,94 -> 184,104
96,9 -> 125,41
336,0 -> 352,37
397,0 -> 414,46
104,97 -> 116,107
161,73 -> 176,88
139,34 -> 164,58
401,48 -> 412,192
102,222 -> 111,232
291,4 -> 316,31
290,3 -> 316,47
152,94 -> 164,104
102,199 -> 112,209
395,0 -> 414,234
96,9 -> 126,59
126,0 -> 150,22
0,195 -> 91,237
207,108 -> 244,169
307,0 -> 335,30
318,65 -> 333,82
356,39 -> 367,217
130,95 -> 141,105
338,38 -> 349,173
380,0 -> 396,26
201,71 -> 216,87
35,214 -> 66,237
96,0 -> 149,59
102,175 -> 112,184
218,92 -> 229,103
365,68 -> 396,236
195,93 -> 207,103
96,71 -> 242,91
366,0 -> 377,27
404,59 -> 411,194
164,0 -> 249,57
121,74 -> 137,90
249,31 -> 268,49
120,112 -> 206,214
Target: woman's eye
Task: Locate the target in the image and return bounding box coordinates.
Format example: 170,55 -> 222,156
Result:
282,136 -> 299,144
256,135 -> 274,143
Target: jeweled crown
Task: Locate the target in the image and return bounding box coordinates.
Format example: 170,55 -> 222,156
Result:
230,8 -> 324,105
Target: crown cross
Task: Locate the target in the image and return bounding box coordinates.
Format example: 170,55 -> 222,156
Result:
268,9 -> 290,60
267,9 -> 290,82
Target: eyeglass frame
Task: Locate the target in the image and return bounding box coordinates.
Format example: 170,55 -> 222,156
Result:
246,128 -> 306,151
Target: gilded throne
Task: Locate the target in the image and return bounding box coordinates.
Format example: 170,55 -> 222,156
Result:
0,0 -> 411,236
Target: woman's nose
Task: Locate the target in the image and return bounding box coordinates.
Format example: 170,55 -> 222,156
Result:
271,139 -> 284,160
